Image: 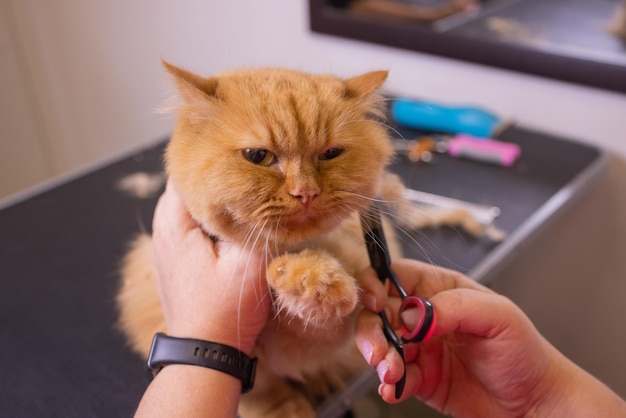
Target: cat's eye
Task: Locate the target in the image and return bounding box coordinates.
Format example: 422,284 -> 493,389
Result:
319,147 -> 344,161
243,149 -> 276,166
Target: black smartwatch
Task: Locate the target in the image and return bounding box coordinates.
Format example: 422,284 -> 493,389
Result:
146,333 -> 257,393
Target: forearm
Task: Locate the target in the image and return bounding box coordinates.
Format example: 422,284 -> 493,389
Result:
569,374 -> 626,417
529,349 -> 626,417
135,365 -> 242,418
560,363 -> 626,417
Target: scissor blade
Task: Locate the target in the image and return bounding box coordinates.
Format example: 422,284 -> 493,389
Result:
363,204 -> 408,399
380,310 -> 406,400
360,203 -> 393,283
396,362 -> 406,399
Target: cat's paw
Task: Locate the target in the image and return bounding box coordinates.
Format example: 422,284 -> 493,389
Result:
268,249 -> 358,325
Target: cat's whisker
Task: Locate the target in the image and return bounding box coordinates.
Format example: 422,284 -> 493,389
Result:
272,216 -> 283,257
379,122 -> 405,141
327,210 -> 345,229
116,65 -> 501,418
347,116 -> 406,142
239,217 -> 304,347
369,95 -> 393,107
325,196 -> 451,273
325,196 -> 464,273
232,218 -> 267,350
360,215 -> 387,255
376,201 -> 468,272
385,219 -> 440,269
272,299 -> 285,321
337,190 -> 401,206
250,218 -> 281,310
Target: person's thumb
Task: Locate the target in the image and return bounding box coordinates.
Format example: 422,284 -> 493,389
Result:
428,288 -> 526,339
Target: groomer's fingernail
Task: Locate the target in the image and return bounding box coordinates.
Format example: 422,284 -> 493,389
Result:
400,307 -> 419,329
359,340 -> 374,364
377,359 -> 389,382
378,383 -> 385,396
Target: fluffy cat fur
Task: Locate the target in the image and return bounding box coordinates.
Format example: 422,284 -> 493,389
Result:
117,62 -> 489,417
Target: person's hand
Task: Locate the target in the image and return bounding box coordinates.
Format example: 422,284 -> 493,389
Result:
355,259 -> 626,417
151,181 -> 270,354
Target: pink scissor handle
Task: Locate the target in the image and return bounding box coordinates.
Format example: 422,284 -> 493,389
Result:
399,297 -> 437,343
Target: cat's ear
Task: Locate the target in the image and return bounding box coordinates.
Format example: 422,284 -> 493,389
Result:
162,60 -> 219,105
343,70 -> 388,99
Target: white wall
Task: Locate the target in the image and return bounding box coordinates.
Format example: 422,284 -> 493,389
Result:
0,2 -> 52,197
3,0 -> 626,399
3,0 -> 626,190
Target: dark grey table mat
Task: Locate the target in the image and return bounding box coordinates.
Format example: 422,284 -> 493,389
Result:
0,125 -> 604,416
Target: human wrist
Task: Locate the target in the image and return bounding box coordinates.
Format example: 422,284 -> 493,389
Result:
548,363 -> 626,417
147,333 -> 257,393
525,346 -> 626,417
137,360 -> 243,417
523,367 -> 568,417
165,321 -> 258,355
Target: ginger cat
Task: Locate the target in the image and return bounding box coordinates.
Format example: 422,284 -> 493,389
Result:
117,62 -> 486,417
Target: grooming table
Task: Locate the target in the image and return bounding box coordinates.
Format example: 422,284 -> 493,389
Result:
0,125 -> 606,416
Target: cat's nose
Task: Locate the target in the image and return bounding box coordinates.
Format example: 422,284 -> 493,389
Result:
291,189 -> 319,207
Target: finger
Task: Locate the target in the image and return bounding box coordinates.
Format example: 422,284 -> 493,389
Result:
411,337 -> 443,401
355,308 -> 410,386
355,309 -> 388,366
358,267 -> 388,313
430,288 -> 521,339
380,296 -> 403,329
378,362 -> 424,404
218,241 -> 266,283
390,259 -> 489,298
379,338 -> 443,403
153,180 -> 197,235
362,297 -> 409,338
376,344 -> 405,385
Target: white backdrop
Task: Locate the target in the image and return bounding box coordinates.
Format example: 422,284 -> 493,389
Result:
4,0 -> 626,183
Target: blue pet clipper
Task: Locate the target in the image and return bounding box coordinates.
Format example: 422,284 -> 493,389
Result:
391,98 -> 501,138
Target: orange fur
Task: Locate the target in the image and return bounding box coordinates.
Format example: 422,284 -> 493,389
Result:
117,63 -> 425,417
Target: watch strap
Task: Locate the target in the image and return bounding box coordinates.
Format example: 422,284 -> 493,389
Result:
147,333 -> 257,393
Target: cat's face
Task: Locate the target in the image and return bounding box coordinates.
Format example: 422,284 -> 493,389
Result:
164,63 -> 393,250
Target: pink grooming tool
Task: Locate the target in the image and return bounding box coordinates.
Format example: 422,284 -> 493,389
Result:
447,134 -> 521,167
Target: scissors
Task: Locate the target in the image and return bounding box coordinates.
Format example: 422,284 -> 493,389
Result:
360,202 -> 437,399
